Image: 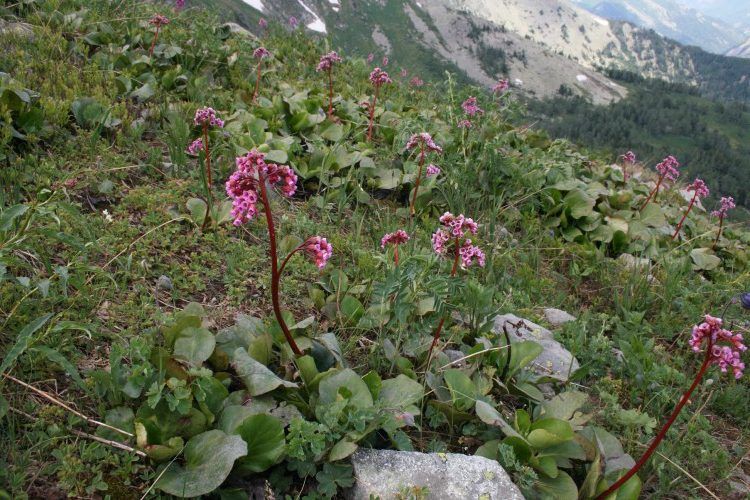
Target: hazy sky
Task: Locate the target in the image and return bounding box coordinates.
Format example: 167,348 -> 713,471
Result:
679,0 -> 748,15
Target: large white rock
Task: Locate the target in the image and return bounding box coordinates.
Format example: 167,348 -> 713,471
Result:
493,314 -> 579,382
543,308 -> 577,326
348,449 -> 524,500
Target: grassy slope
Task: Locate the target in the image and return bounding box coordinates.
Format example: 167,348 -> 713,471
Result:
0,1 -> 749,499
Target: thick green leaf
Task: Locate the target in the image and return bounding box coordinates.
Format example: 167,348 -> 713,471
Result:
475,401 -> 523,439
0,205 -> 29,232
235,414 -> 285,473
536,470 -> 578,500
231,348 -> 297,396
318,368 -> 373,408
564,189 -> 595,219
329,439 -> 358,461
173,327 -> 215,366
443,369 -> 476,412
0,314 -> 53,376
690,248 -> 722,271
377,374 -> 423,409
527,418 -> 574,448
506,341 -> 544,378
155,430 -> 247,498
639,204 -> 665,228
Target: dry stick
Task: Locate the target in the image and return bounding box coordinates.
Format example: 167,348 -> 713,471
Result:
653,451 -> 721,500
259,178 -> 303,356
3,373 -> 134,438
594,343 -> 713,500
71,429 -> 147,458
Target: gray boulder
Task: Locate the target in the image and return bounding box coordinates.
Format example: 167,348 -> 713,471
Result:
493,314 -> 579,382
348,449 -> 524,500
543,308 -> 576,326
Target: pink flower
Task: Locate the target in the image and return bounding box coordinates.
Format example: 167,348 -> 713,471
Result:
409,76 -> 424,87
459,239 -> 486,268
381,230 -> 410,249
690,314 -> 746,379
367,53 -> 374,64
406,132 -> 442,154
226,150 -> 298,226
400,68 -> 408,78
457,119 -> 472,129
621,151 -> 636,164
439,212 -> 478,238
149,14 -> 170,27
302,236 -> 333,269
492,79 -> 509,94
369,67 -> 392,87
656,155 -> 680,183
687,178 -> 709,199
186,138 -> 204,155
259,18 -> 267,29
431,229 -> 450,255
382,56 -> 389,66
253,47 -> 271,60
712,196 -> 736,218
194,107 -> 224,128
289,16 -> 299,28
175,0 -> 185,9
426,164 -> 441,177
461,96 -> 484,117
316,51 -> 342,72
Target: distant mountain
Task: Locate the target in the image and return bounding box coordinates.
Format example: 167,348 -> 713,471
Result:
727,38 -> 750,58
572,0 -> 745,53
678,0 -> 750,34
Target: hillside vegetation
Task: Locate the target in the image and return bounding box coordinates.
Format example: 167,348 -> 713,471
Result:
1,1 -> 749,499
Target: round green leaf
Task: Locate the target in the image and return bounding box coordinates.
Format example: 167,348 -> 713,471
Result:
173,327 -> 215,365
155,430 -> 247,498
318,368 -> 373,408
235,414 -> 285,473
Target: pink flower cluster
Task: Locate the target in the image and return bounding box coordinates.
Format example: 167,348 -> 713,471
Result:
459,239 -> 486,268
225,150 -> 297,226
492,79 -> 509,94
400,68 -> 408,78
687,178 -> 709,199
461,96 -> 484,117
302,236 -> 333,269
712,196 -> 736,218
149,14 -> 170,27
690,315 -> 746,379
457,120 -> 472,129
621,151 -> 636,164
656,155 -> 680,183
186,138 -> 204,155
369,68 -> 392,87
382,56 -> 389,66
259,18 -> 267,29
253,47 -> 271,60
409,77 -> 424,87
381,230 -> 410,249
439,212 -> 479,237
175,0 -> 185,9
194,107 -> 224,128
426,164 -> 441,177
289,16 -> 299,28
316,51 -> 342,72
367,53 -> 374,63
406,132 -> 443,154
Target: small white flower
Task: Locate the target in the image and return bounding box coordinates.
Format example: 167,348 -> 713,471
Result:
103,209 -> 113,223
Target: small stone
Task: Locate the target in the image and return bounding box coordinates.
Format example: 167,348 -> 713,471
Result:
156,275 -> 173,290
493,313 -> 579,382
617,254 -> 651,270
347,449 -> 524,500
543,308 -> 576,326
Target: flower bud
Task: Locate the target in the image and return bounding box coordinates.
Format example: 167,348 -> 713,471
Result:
741,293 -> 750,310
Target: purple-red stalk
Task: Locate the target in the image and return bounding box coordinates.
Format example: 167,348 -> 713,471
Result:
327,68 -> 335,119
713,215 -> 725,249
366,86 -> 379,142
258,177 -> 303,356
149,27 -> 160,57
594,339 -> 713,500
425,237 -> 461,366
409,143 -> 426,217
672,191 -> 697,240
253,60 -> 263,104
639,175 -> 664,211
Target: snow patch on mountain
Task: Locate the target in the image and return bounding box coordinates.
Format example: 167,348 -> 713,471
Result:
297,0 -> 326,33
241,0 -> 264,12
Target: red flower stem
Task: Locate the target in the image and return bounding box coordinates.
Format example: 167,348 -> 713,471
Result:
327,69 -> 334,119
253,60 -> 262,104
425,238 -> 461,367
202,124 -> 213,190
713,215 -> 724,249
394,245 -> 399,266
672,192 -> 696,240
259,178 -> 303,356
640,175 -> 663,211
409,145 -> 426,218
594,341 -> 713,500
149,27 -> 159,57
367,86 -> 379,142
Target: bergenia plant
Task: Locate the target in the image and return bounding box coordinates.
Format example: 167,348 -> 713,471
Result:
148,14 -> 170,57
226,150 -> 331,356
366,68 -> 392,141
252,47 -> 271,104
461,96 -> 484,119
405,133 -> 443,217
175,0 -> 185,10
316,51 -> 343,120
259,18 -> 268,30
672,178 -> 709,240
189,107 -> 224,226
381,230 -> 409,266
639,155 -> 680,211
492,79 -> 509,95
289,16 -> 299,29
712,196 -> 735,248
596,314 -> 745,499
409,76 -> 424,88
426,212 -> 485,365
620,150 -> 636,181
